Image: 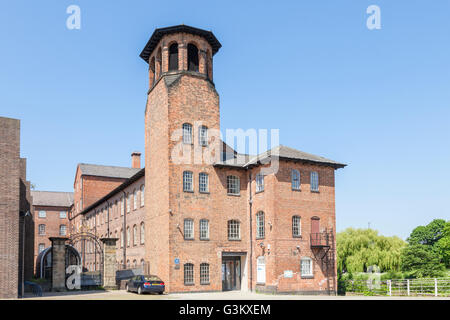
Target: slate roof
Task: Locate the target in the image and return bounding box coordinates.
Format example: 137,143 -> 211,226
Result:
78,163 -> 141,179
31,191 -> 74,207
140,25 -> 222,63
214,145 -> 346,169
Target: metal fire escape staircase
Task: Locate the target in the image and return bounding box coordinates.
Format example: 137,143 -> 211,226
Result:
310,229 -> 336,295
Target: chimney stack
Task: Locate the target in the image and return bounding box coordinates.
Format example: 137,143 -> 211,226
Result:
131,152 -> 141,169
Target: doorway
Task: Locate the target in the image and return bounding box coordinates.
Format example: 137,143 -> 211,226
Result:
222,256 -> 241,291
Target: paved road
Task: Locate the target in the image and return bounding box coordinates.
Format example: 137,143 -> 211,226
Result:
23,290 -> 450,300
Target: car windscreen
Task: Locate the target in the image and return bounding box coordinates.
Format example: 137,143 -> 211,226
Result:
143,276 -> 162,281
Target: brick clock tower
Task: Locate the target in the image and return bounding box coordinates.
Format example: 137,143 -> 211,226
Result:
141,25 -> 223,292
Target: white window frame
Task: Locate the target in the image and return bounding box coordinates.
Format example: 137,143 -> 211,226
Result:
183,171 -> 193,192
227,175 -> 240,195
133,225 -> 138,246
227,220 -> 240,240
126,194 -> 130,213
256,211 -> 265,239
292,169 -> 300,190
38,224 -> 45,235
256,173 -> 264,193
301,257 -> 313,277
310,171 -> 319,192
140,223 -> 145,244
292,216 -> 301,237
59,211 -> 67,219
184,263 -> 194,285
38,243 -> 45,253
38,210 -> 46,218
199,219 -> 209,240
59,224 -> 67,236
200,263 -> 210,284
182,123 -> 193,144
140,185 -> 145,207
184,219 -> 194,240
199,172 -> 209,193
199,125 -> 208,146
256,256 -> 266,284
133,189 -> 137,210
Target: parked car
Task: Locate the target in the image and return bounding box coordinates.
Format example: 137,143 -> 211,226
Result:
126,275 -> 165,295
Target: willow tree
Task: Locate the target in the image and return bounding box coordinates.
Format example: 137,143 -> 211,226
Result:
337,228 -> 406,274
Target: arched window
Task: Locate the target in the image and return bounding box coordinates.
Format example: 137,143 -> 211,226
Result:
227,220 -> 240,240
292,216 -> 301,237
140,185 -> 145,207
133,189 -> 137,210
169,43 -> 179,71
183,171 -> 193,192
256,256 -> 266,284
133,225 -> 138,246
126,193 -> 130,213
150,56 -> 156,85
126,227 -> 130,247
182,123 -> 193,144
187,43 -> 199,72
184,263 -> 194,285
199,125 -> 208,146
140,222 -> 145,244
200,263 -> 210,284
292,169 -> 300,190
256,211 -> 265,239
300,257 -> 313,277
156,47 -> 162,76
120,228 -> 124,248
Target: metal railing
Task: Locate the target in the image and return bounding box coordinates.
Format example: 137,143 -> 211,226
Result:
342,278 -> 450,297
310,232 -> 331,247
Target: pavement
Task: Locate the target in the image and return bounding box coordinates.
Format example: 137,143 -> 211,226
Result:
21,290 -> 450,300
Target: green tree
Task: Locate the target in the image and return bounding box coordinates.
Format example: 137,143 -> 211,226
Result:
400,244 -> 445,278
407,219 -> 446,246
436,222 -> 450,267
337,228 -> 405,274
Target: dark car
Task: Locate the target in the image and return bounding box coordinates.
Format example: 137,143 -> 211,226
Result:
126,275 -> 165,295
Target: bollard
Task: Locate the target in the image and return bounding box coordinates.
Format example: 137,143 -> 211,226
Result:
434,278 -> 438,297
407,279 -> 410,296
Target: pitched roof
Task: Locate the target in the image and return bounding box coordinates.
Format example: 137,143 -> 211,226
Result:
140,25 -> 222,63
78,163 -> 141,179
31,191 -> 74,207
214,145 -> 346,169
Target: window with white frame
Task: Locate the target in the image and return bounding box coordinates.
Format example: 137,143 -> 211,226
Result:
59,225 -> 67,236
133,225 -> 138,246
199,125 -> 208,146
183,171 -> 193,192
256,256 -> 266,284
133,189 -> 137,210
126,227 -> 130,247
184,219 -> 194,240
227,175 -> 240,195
199,219 -> 209,240
140,185 -> 145,207
199,173 -> 209,193
292,216 -> 301,237
182,123 -> 193,144
38,243 -> 45,253
60,211 -> 67,219
310,171 -> 319,191
140,222 -> 145,244
38,210 -> 46,218
256,173 -> 264,192
120,197 -> 124,216
227,220 -> 240,240
184,263 -> 194,285
301,257 -> 313,277
38,224 -> 45,235
126,194 -> 130,213
292,169 -> 300,190
200,263 -> 210,284
120,229 -> 124,248
256,211 -> 265,239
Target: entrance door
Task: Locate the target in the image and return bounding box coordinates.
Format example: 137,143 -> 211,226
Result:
222,257 -> 241,291
311,217 -> 320,246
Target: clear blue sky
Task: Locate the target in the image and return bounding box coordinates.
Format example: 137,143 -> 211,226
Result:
1,1 -> 449,239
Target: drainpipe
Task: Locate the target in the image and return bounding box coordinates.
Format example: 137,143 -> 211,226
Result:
248,170 -> 253,292
106,200 -> 110,237
122,191 -> 127,268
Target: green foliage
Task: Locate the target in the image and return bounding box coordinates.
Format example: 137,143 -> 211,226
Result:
436,223 -> 450,267
407,219 -> 447,246
400,244 -> 445,278
337,228 -> 406,274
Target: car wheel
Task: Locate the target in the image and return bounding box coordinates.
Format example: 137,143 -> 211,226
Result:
138,286 -> 142,295
158,292 -> 163,295
126,284 -> 129,292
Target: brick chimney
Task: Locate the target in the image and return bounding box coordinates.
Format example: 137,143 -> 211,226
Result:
131,152 -> 141,169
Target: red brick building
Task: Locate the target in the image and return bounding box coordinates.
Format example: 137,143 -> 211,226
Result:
31,191 -> 73,266
0,116 -> 34,299
69,25 -> 345,295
